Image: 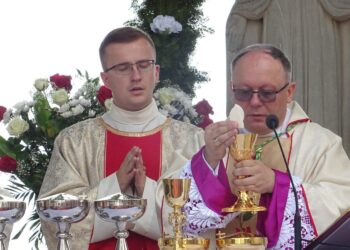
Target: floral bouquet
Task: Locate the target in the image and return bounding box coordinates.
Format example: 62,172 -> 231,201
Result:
0,71 -> 105,197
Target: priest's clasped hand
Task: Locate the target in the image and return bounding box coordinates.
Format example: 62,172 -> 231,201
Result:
116,146 -> 146,197
203,120 -> 239,169
232,159 -> 275,194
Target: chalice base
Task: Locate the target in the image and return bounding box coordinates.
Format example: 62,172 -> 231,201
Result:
217,236 -> 266,250
158,237 -> 210,250
222,195 -> 266,213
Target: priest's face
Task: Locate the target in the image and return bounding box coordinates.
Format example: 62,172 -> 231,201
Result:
231,50 -> 296,135
100,38 -> 160,111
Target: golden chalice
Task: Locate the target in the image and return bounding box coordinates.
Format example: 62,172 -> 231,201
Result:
222,133 -> 266,213
218,133 -> 267,249
159,178 -> 209,250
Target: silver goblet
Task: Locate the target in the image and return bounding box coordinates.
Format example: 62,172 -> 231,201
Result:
36,193 -> 89,250
94,193 -> 147,250
0,194 -> 26,250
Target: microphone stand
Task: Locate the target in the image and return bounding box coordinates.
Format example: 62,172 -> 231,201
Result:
271,128 -> 302,250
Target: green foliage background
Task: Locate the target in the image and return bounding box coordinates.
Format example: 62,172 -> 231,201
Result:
125,0 -> 213,97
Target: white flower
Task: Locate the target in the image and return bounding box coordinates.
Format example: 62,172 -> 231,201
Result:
58,103 -> 70,113
26,101 -> 35,107
156,87 -> 174,105
189,108 -> 198,117
74,89 -> 83,99
154,86 -> 199,123
13,101 -> 27,115
23,106 -> 30,112
34,78 -> 49,91
88,110 -> 96,117
6,116 -> 29,137
2,109 -> 12,124
150,15 -> 182,34
79,98 -> 91,107
68,99 -> 79,107
52,89 -> 69,106
60,111 -> 73,118
104,98 -> 113,110
71,104 -> 84,116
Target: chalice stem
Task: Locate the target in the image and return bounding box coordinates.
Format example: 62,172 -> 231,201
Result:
0,233 -> 6,250
116,238 -> 128,250
56,222 -> 72,250
57,237 -> 70,250
115,221 -> 130,250
239,190 -> 250,203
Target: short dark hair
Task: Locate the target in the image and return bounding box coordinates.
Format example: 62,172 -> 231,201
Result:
99,27 -> 156,70
231,44 -> 292,81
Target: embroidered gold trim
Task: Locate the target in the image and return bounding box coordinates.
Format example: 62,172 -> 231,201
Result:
98,117 -> 171,137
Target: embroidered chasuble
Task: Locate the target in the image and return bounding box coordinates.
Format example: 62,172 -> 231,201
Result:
38,99 -> 205,250
89,128 -> 162,250
183,101 -> 350,249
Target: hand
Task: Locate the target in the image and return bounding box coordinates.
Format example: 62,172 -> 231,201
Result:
116,146 -> 141,193
203,120 -> 239,168
231,160 -> 275,194
134,150 -> 146,197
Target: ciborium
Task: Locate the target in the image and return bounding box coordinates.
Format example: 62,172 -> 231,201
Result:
0,194 -> 26,250
94,193 -> 146,250
36,193 -> 90,250
222,133 -> 266,213
159,178 -> 209,250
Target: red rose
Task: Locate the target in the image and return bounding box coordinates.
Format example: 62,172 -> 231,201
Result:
0,106 -> 6,121
197,115 -> 213,129
194,99 -> 214,116
50,73 -> 72,91
0,156 -> 17,172
97,86 -> 113,106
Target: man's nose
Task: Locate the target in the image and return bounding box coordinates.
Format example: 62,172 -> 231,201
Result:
249,92 -> 263,106
130,64 -> 142,79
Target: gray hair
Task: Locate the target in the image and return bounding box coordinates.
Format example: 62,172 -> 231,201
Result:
231,44 -> 292,81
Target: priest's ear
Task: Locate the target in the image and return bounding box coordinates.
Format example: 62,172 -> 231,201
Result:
154,64 -> 160,85
100,71 -> 111,88
287,81 -> 296,103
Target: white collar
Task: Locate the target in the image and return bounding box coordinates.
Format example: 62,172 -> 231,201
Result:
101,99 -> 167,132
105,99 -> 159,125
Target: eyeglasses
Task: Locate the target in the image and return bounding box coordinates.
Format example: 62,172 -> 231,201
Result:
232,82 -> 289,103
105,59 -> 155,75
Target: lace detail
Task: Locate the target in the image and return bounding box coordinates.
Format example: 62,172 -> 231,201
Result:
180,162 -> 237,236
180,161 -> 316,249
272,177 -> 316,249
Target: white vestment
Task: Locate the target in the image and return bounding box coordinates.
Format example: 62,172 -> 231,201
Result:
39,99 -> 205,249
182,101 -> 350,249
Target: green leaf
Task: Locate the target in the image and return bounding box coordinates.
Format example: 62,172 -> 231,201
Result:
0,135 -> 17,159
33,92 -> 52,133
12,223 -> 27,240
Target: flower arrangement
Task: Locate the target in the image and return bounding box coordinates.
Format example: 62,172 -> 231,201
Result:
0,71 -> 105,197
154,86 -> 199,124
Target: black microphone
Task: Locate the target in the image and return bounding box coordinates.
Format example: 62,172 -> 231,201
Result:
266,114 -> 302,250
